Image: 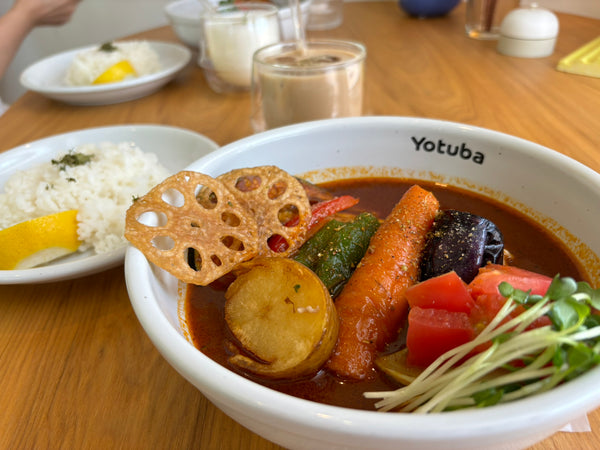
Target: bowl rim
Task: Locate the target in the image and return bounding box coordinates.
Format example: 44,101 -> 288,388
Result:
164,0 -> 311,20
125,116 -> 600,444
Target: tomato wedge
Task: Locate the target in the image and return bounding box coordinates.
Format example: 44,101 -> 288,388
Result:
468,264 -> 553,330
468,264 -> 552,300
406,307 -> 476,367
406,271 -> 474,314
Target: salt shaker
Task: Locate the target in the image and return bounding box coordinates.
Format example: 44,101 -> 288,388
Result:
497,4 -> 559,58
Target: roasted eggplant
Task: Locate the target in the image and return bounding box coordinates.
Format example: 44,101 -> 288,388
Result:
420,210 -> 504,283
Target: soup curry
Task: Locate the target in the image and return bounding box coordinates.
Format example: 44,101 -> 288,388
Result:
182,177 -> 587,411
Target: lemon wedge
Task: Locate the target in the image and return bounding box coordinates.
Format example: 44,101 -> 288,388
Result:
93,60 -> 137,84
0,210 -> 81,270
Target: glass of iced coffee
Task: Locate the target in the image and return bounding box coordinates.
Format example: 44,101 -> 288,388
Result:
251,39 -> 366,132
199,3 -> 281,93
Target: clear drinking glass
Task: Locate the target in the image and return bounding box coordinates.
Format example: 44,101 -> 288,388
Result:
199,3 -> 281,93
251,39 -> 366,132
306,0 -> 344,31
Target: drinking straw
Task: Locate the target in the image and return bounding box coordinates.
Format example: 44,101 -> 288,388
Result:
289,0 -> 307,52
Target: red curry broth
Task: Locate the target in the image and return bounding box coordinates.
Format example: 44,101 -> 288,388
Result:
183,178 -> 586,411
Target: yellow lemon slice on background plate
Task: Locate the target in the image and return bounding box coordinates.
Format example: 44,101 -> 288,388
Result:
93,60 -> 137,84
0,210 -> 81,270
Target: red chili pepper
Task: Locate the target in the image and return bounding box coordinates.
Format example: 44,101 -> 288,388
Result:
308,195 -> 359,228
268,195 -> 360,253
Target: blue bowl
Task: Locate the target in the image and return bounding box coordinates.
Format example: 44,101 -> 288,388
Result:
399,0 -> 461,17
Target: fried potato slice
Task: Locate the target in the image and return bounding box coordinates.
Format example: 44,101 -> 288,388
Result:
218,166 -> 311,257
225,257 -> 339,379
125,171 -> 259,285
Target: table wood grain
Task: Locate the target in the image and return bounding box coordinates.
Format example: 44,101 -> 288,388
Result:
1,2 -> 599,448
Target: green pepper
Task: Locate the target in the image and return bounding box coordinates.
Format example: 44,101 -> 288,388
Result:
294,219 -> 344,270
295,213 -> 380,298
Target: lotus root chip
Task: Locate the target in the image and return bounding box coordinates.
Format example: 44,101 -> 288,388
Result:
125,171 -> 259,285
218,166 -> 311,256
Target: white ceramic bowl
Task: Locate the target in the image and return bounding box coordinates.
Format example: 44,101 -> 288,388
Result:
124,117 -> 600,450
164,0 -> 311,47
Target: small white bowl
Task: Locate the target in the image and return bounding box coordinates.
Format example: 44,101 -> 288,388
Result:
125,117 -> 600,450
164,0 -> 205,48
165,0 -> 311,47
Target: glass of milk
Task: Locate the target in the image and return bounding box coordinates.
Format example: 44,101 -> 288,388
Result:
251,39 -> 366,132
199,3 -> 281,93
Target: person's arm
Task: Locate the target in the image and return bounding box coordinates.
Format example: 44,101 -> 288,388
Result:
0,0 -> 79,79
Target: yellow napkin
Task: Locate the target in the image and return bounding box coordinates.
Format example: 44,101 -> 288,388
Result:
557,36 -> 600,78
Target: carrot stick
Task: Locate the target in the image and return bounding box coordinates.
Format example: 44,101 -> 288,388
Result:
326,185 -> 440,380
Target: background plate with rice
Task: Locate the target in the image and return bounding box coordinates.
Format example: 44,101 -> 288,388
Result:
19,41 -> 191,105
0,125 -> 218,284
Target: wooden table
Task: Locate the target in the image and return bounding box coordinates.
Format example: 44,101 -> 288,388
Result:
1,2 -> 599,448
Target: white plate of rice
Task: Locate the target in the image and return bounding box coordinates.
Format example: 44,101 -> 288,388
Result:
0,124 -> 218,284
19,41 -> 191,105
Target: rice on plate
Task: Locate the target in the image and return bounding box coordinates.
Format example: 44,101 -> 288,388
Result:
0,142 -> 169,254
64,41 -> 162,86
